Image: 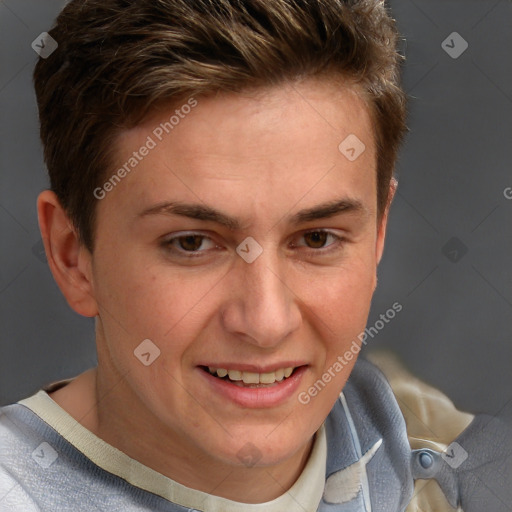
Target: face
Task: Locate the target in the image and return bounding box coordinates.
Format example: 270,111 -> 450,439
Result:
88,78 -> 388,468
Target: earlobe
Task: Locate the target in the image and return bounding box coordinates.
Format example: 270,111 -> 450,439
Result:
37,190 -> 98,317
375,178 -> 397,265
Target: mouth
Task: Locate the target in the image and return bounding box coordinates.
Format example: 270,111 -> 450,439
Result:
199,365 -> 302,388
198,364 -> 308,408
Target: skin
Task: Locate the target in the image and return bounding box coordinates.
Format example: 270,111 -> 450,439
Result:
37,77 -> 395,503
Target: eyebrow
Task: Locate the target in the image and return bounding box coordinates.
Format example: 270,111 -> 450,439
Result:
137,198 -> 366,230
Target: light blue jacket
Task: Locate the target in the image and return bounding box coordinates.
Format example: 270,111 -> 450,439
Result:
1,358 -> 511,511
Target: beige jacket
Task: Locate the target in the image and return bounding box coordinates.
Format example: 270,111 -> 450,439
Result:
368,351 -> 474,512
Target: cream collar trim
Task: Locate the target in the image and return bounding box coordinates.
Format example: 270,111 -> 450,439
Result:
19,390 -> 326,512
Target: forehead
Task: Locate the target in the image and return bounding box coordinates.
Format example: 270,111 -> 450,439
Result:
100,78 -> 377,227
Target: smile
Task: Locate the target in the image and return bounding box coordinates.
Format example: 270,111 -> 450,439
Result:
198,364 -> 307,407
204,366 -> 296,387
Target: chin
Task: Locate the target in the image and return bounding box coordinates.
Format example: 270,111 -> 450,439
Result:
213,427 -> 312,469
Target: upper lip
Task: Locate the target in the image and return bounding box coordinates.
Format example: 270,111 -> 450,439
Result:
198,363 -> 308,373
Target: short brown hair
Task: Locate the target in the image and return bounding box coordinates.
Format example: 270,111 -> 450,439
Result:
34,0 -> 406,251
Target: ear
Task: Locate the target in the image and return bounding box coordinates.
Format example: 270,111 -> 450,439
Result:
37,190 -> 98,317
375,177 -> 397,265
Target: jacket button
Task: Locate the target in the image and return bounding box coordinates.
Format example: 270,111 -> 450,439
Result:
419,450 -> 434,469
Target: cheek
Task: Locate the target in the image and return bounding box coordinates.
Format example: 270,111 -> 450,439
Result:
92,250 -> 225,358
303,254 -> 376,329
299,252 -> 376,384
296,270 -> 373,420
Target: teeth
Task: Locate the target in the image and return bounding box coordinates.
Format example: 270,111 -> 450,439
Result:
275,368 -> 285,381
242,372 -> 259,384
227,370 -> 243,381
207,366 -> 296,384
260,372 -> 277,384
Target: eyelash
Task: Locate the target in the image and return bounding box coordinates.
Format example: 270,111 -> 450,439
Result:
161,230 -> 345,258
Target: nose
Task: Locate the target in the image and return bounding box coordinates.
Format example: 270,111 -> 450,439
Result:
220,250 -> 302,349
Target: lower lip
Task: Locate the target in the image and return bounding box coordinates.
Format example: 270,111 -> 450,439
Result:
198,366 -> 307,408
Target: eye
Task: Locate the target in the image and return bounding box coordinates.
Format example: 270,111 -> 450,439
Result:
162,232 -> 217,256
293,230 -> 345,253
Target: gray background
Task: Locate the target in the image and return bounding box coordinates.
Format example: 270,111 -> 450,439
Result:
0,0 -> 511,424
